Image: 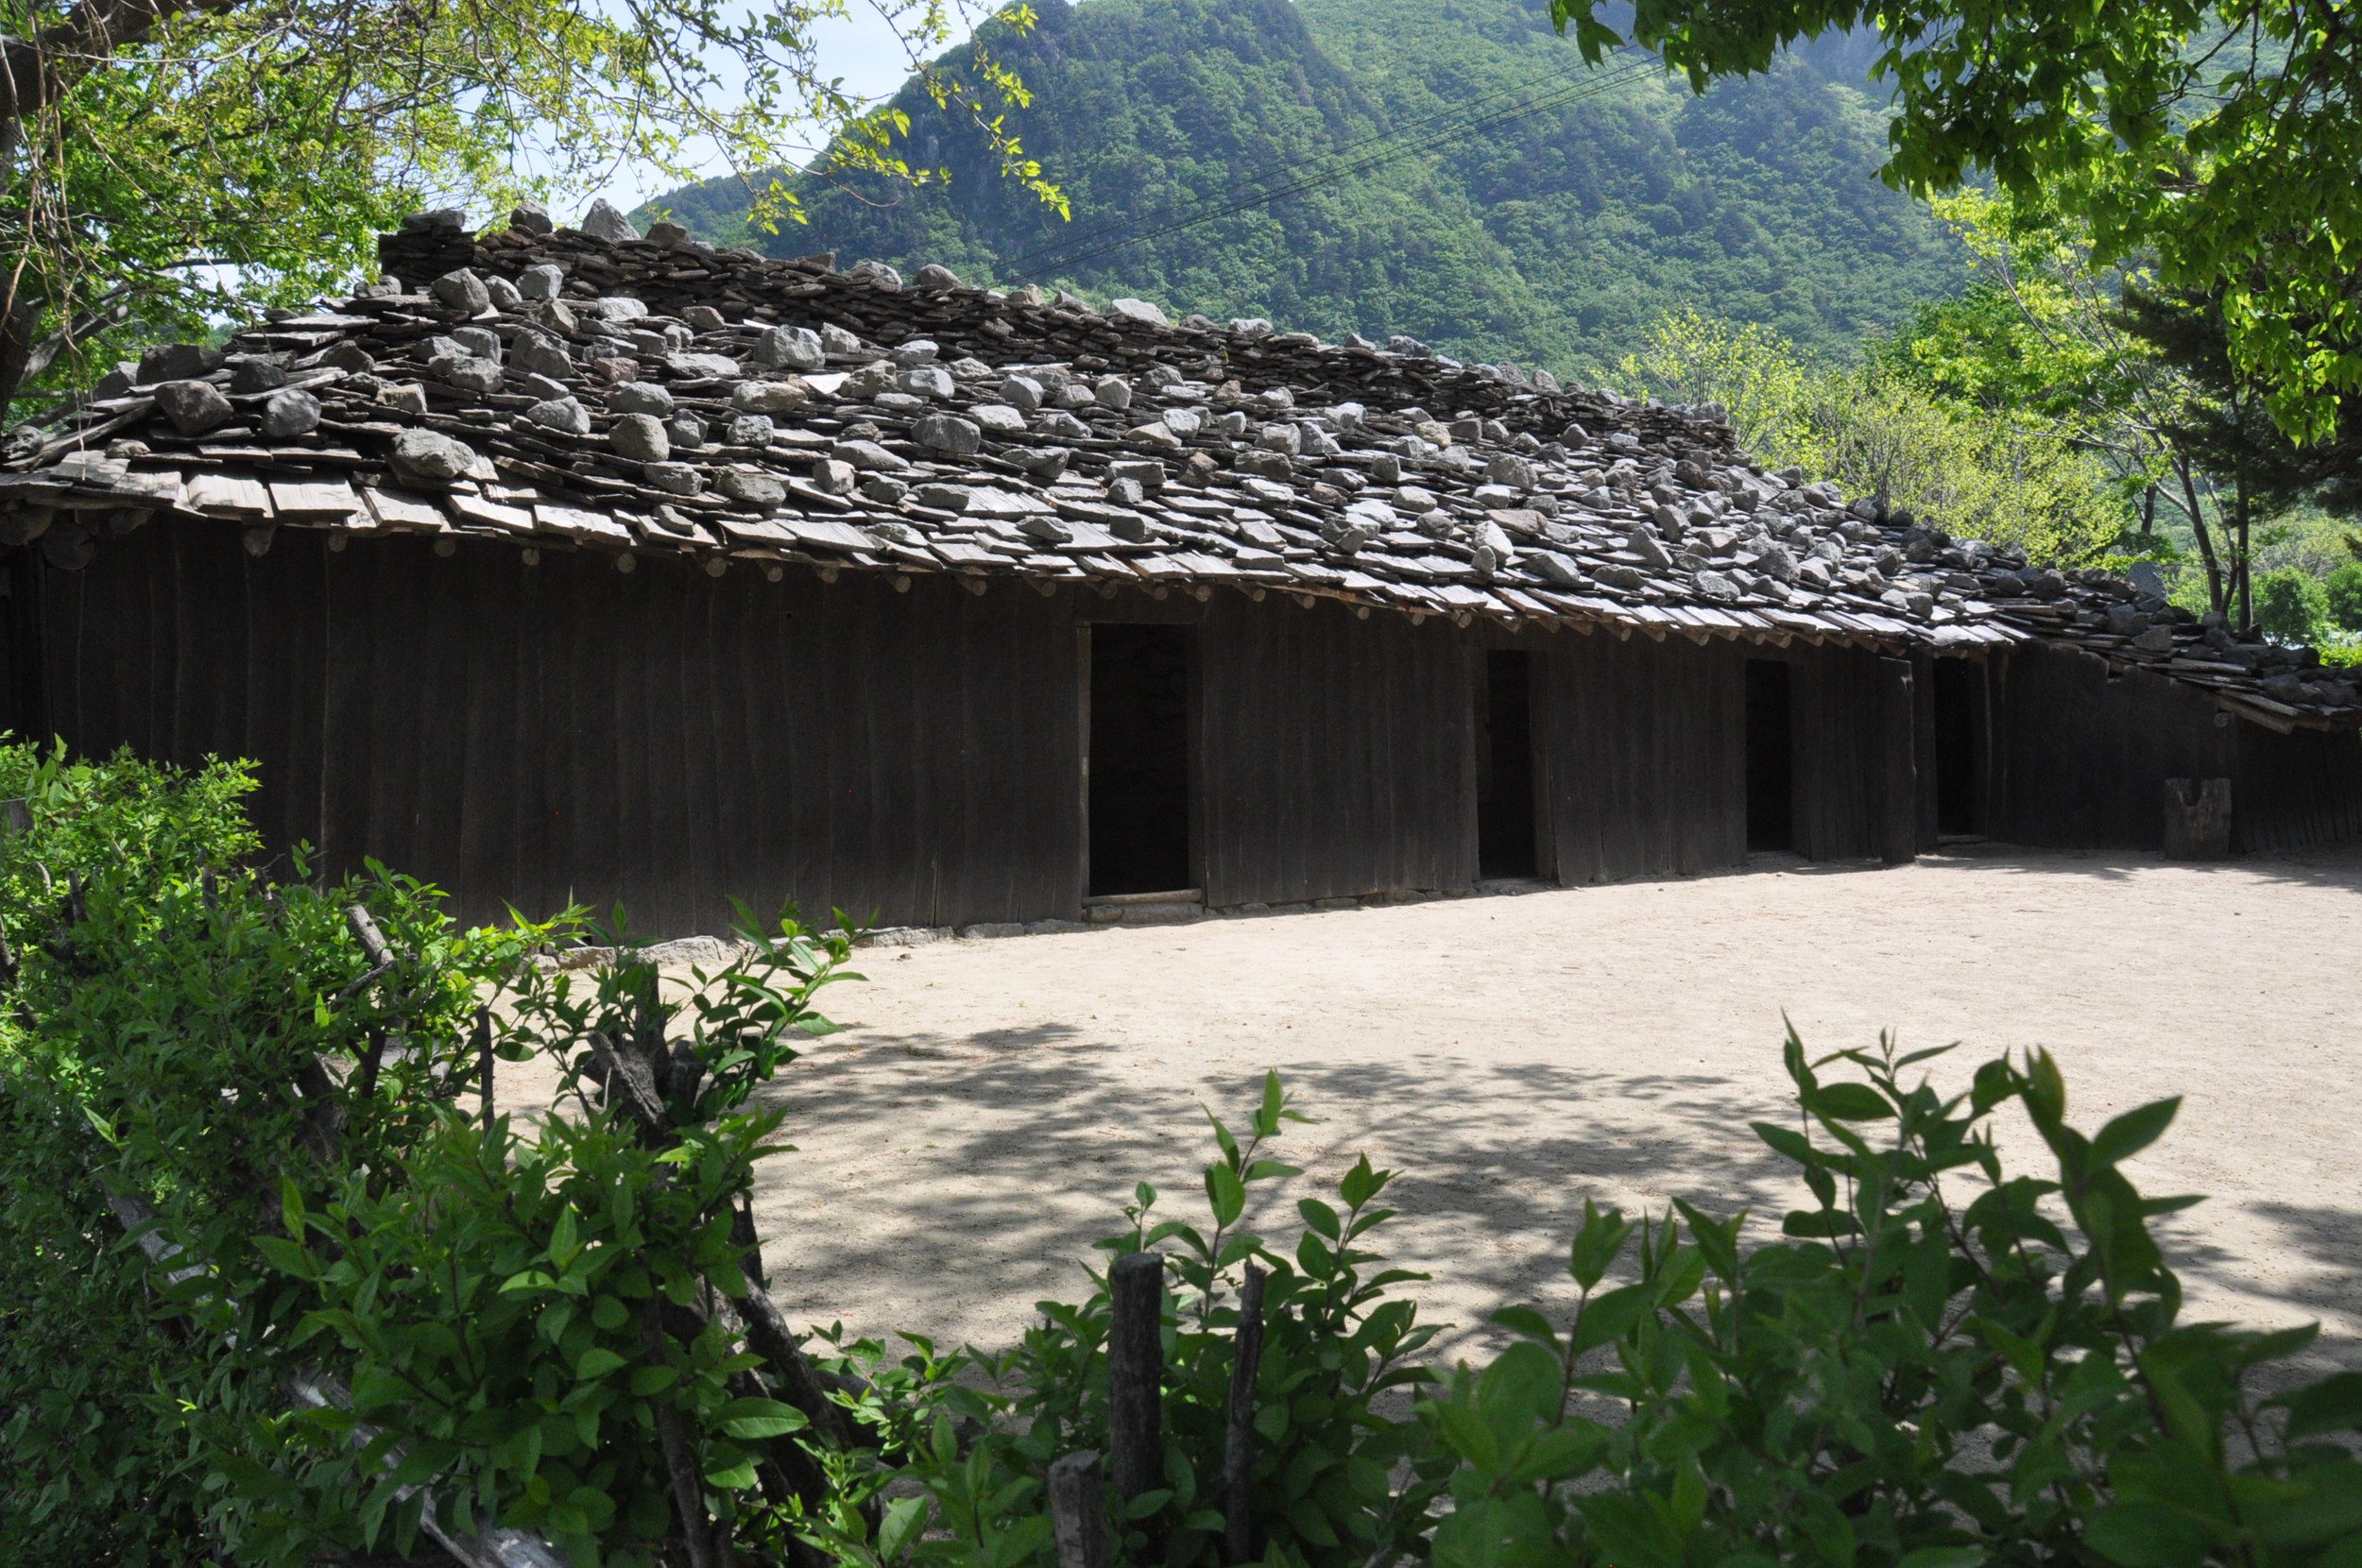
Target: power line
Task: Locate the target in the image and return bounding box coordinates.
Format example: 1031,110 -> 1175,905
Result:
1001,46 -> 1646,280
1003,49 -> 1655,284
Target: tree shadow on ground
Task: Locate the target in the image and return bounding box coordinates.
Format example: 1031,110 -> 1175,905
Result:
747,1024 -> 2360,1381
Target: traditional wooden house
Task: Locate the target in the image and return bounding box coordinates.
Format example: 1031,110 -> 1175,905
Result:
3,208 -> 2356,933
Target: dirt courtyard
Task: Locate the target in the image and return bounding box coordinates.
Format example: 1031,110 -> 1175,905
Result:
602,844 -> 2362,1376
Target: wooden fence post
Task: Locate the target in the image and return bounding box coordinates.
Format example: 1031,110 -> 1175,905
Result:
1107,1252 -> 1166,1510
1223,1262 -> 1268,1565
1048,1450 -> 1110,1568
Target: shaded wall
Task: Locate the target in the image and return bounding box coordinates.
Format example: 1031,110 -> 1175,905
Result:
37,523 -> 1083,933
1990,640 -> 2362,853
26,522 -> 1959,937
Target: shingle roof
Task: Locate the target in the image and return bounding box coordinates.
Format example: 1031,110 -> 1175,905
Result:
7,207 -> 2357,733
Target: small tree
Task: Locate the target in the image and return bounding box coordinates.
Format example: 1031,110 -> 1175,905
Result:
0,0 -> 1062,418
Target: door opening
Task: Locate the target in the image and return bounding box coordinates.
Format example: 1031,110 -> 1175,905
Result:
1087,624 -> 1193,897
1745,659 -> 1795,852
1476,649 -> 1539,879
1931,658 -> 1985,837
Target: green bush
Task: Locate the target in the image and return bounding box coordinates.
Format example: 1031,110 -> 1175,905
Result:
0,741 -> 862,1563
2257,568 -> 2335,644
843,1041 -> 2362,1568
2325,562 -> 2362,633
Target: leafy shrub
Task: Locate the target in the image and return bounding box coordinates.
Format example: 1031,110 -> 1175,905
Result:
0,741 -> 862,1563
841,1039 -> 2362,1568
2257,568 -> 2335,645
2324,562 -> 2362,633
1422,1033 -> 2362,1568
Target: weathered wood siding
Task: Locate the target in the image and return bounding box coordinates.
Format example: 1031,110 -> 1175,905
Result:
37,523 -> 1084,933
1539,630 -> 1745,881
1193,596 -> 1475,905
1991,640 -> 2362,852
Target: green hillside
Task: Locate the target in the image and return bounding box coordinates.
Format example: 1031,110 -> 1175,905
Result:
646,0 -> 1962,379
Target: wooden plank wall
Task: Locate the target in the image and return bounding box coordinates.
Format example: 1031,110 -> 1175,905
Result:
1539,629 -> 1748,882
38,523 -> 1083,934
1989,640 -> 2362,852
1786,643 -> 1891,862
1192,595 -> 1475,905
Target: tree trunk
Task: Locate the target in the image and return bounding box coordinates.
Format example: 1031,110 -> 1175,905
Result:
0,287 -> 43,420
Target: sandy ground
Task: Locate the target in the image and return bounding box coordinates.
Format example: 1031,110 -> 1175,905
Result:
509,843 -> 2362,1381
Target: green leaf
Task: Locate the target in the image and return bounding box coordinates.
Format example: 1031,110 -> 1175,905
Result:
702,1456 -> 760,1491
1809,1082 -> 1891,1121
715,1396 -> 809,1439
2084,1502 -> 2212,1567
1488,1305 -> 1562,1349
1297,1198 -> 1341,1240
1205,1162 -> 1246,1228
877,1495 -> 928,1561
2091,1098 -> 2181,1167
2277,1372 -> 2362,1440
574,1347 -> 627,1381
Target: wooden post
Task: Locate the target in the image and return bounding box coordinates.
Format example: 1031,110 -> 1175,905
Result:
1223,1263 -> 1268,1565
1107,1252 -> 1165,1508
1049,1451 -> 1111,1568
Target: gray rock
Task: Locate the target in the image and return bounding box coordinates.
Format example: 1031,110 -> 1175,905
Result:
510,201 -> 554,235
732,379 -> 809,414
138,343 -> 225,383
1016,447 -> 1072,482
259,387 -> 322,437
1000,375 -> 1044,413
1125,423 -> 1185,454
726,414 -> 775,448
608,381 -> 676,416
1107,477 -> 1148,508
400,207 -> 467,234
594,296 -> 649,321
851,260 -> 903,289
717,467 -> 786,505
1231,317 -> 1274,338
451,325 -> 502,361
968,403 -> 1025,437
1109,458 -> 1166,493
1485,453 -> 1537,490
644,461 -> 702,495
441,356 -> 503,396
1036,410 -> 1091,441
376,383 -> 428,414
389,428 -> 475,485
833,438 -> 909,473
1626,526 -> 1673,570
916,483 -> 975,513
227,357 -> 288,394
1752,543 -> 1800,585
1693,570 -> 1741,602
914,414 -> 983,456
898,365 -> 954,400
580,199 -> 640,242
664,350 -> 740,381
511,330 -> 573,380
820,323 -> 864,356
1094,375 -> 1134,411
610,413 -> 670,462
485,274 -> 522,310
859,476 -> 909,505
2105,604 -> 2149,637
1257,422 -> 1301,456
842,362 -> 896,399
913,263 -> 963,291
666,413 -> 709,451
431,268 -> 492,315
1162,407 -> 1205,438
519,264 -> 566,301
526,396 -> 591,435
154,379 -> 233,435
1107,298 -> 1170,328
645,220 -> 690,250
2131,625 -> 2177,653
810,458 -> 857,494
755,325 -> 826,370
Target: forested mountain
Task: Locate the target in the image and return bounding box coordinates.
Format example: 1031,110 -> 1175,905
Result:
646,0 -> 1961,379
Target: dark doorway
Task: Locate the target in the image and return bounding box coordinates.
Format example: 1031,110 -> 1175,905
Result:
1476,649 -> 1540,878
1087,624 -> 1193,896
1745,659 -> 1795,852
1931,658 -> 1986,837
